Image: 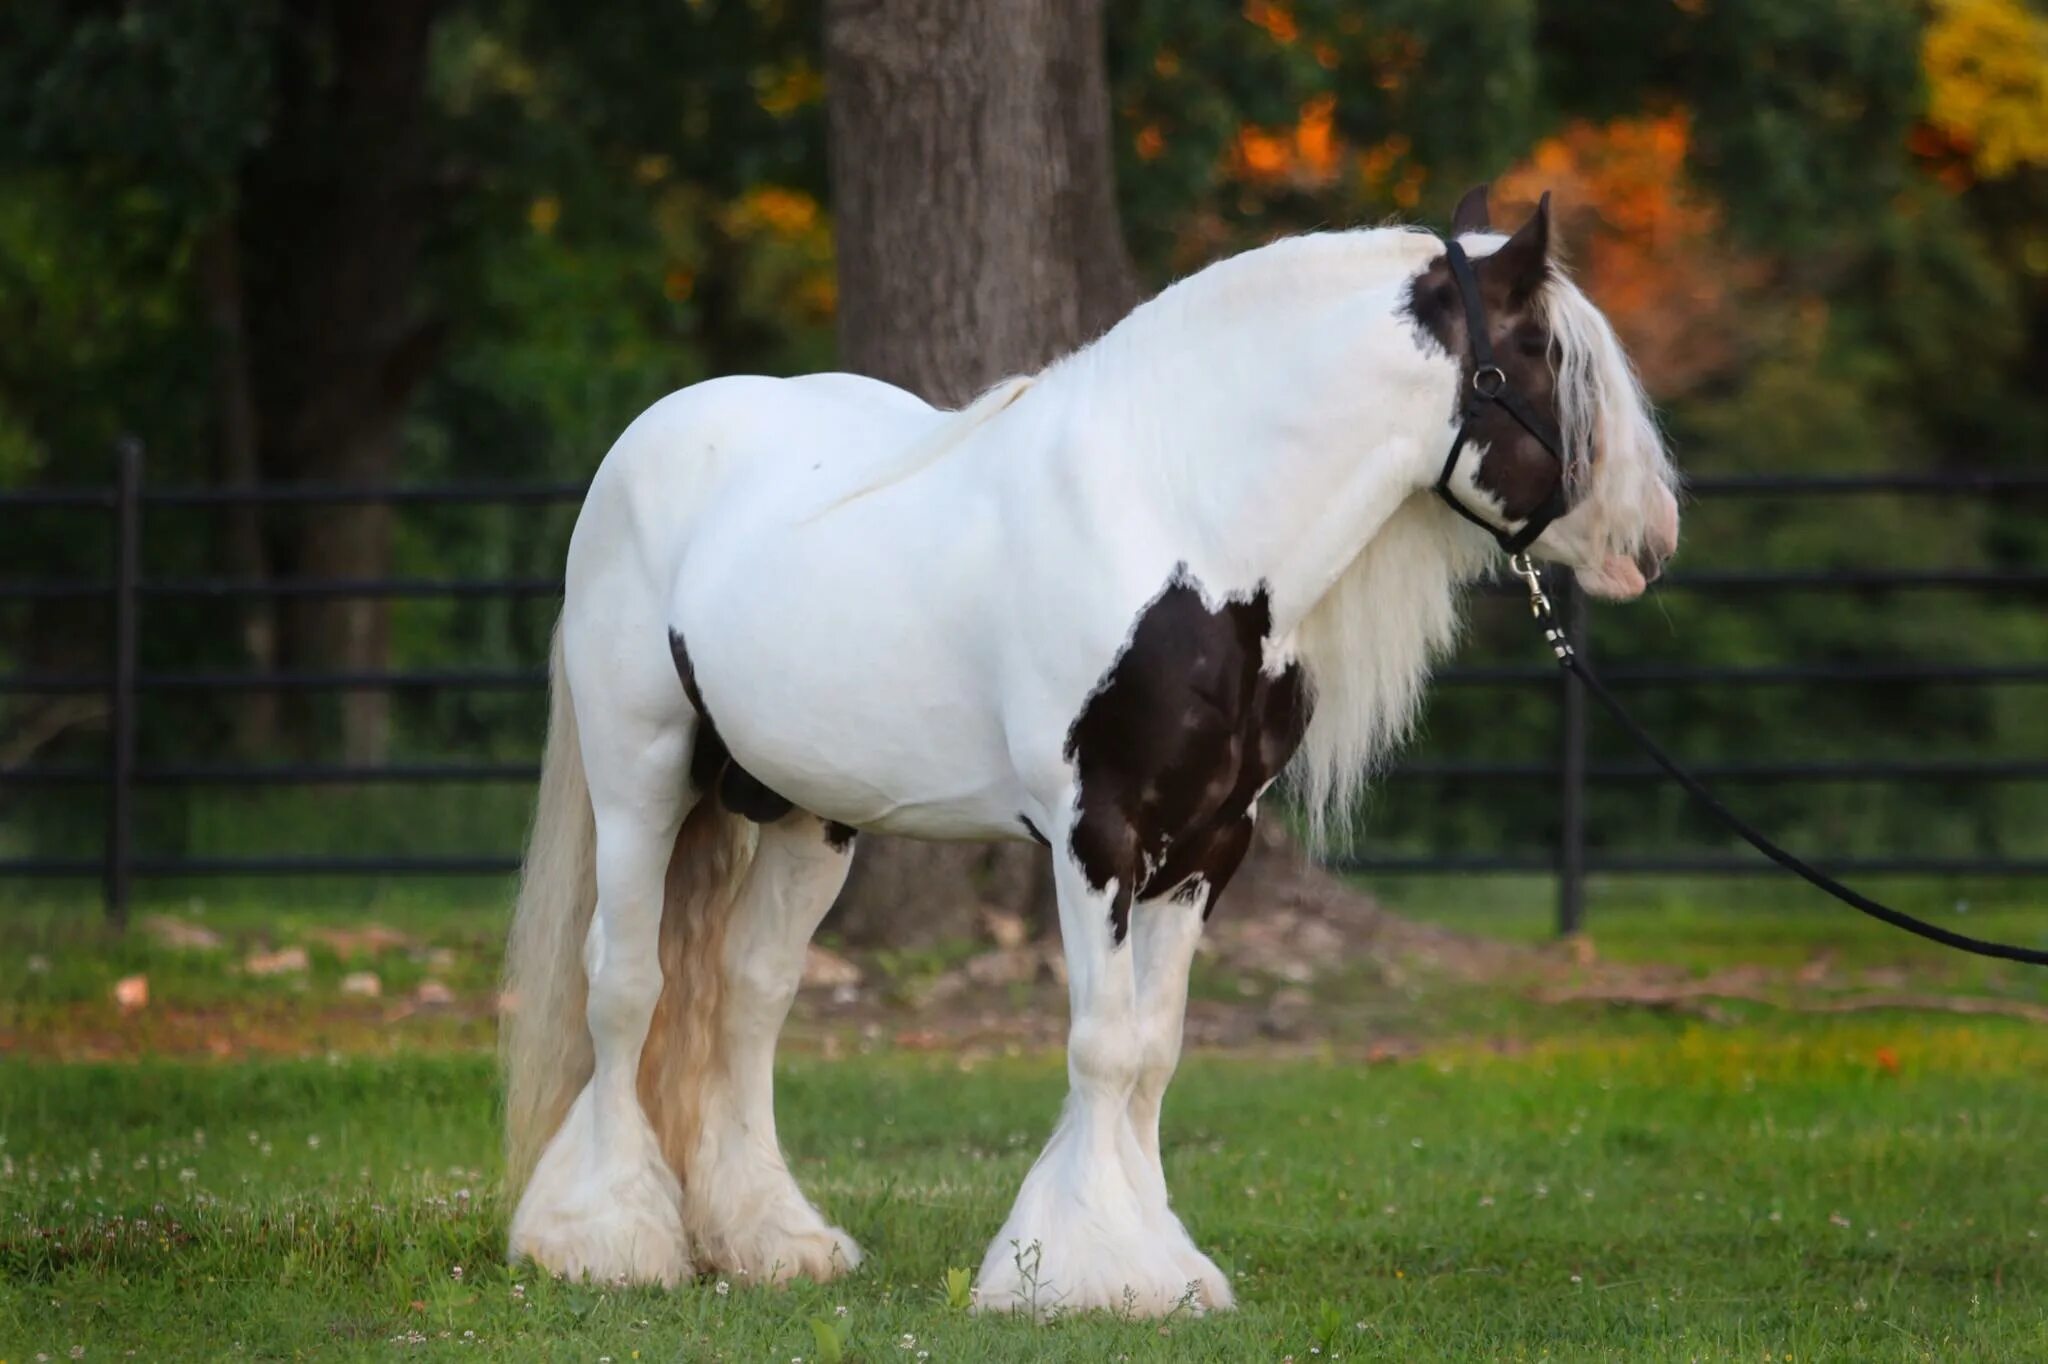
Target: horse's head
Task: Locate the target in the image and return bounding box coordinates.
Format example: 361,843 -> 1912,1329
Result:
1409,187 -> 1680,600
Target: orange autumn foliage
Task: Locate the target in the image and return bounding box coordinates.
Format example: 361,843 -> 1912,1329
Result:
1496,110 -> 1763,398
1229,93 -> 1345,188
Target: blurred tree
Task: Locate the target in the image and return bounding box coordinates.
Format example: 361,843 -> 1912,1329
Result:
822,0 -> 1138,942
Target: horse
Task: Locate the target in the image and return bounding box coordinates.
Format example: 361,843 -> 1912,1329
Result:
498,188 -> 1680,1316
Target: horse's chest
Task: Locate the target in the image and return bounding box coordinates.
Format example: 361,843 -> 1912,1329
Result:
1066,569 -> 1311,933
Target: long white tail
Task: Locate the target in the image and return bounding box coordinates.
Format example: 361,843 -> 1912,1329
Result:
501,622 -> 754,1204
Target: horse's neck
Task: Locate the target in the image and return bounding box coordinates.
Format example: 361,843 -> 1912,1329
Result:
1057,245 -> 1458,637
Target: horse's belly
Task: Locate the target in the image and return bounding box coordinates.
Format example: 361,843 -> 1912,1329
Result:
673,513 -> 1031,843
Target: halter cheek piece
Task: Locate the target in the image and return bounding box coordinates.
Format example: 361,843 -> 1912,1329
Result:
1431,239 -> 1571,556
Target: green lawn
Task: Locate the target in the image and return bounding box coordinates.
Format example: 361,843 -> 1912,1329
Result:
5,1022 -> 2047,1362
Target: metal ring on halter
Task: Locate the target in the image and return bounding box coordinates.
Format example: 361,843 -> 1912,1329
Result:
1472,365 -> 1506,397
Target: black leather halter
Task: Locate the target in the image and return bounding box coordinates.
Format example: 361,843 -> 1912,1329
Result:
1431,239 -> 1571,555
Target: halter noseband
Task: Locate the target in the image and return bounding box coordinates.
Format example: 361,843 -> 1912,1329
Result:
1431,239 -> 1571,556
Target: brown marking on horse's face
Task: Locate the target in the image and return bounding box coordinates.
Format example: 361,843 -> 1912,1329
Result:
1404,192 -> 1573,523
1065,567 -> 1313,942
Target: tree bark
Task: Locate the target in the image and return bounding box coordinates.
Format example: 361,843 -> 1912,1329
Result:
196,221 -> 280,755
240,0 -> 442,763
824,0 -> 1139,943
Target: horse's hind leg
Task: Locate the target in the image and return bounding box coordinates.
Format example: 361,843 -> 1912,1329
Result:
510,650 -> 698,1285
685,814 -> 861,1284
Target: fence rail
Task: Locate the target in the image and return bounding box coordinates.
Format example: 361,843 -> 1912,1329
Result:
3,445 -> 2044,931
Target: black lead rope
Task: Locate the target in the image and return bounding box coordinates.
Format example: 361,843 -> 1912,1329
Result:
1507,556 -> 2048,967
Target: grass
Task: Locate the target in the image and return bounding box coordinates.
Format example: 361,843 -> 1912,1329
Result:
4,881 -> 2047,1358
5,1023 -> 2048,1361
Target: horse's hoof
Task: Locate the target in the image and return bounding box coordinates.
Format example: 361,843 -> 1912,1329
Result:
707,1223 -> 864,1286
509,1203 -> 694,1288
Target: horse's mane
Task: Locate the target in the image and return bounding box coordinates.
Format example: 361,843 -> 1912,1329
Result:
825,227 -> 1443,506
1287,240 -> 1673,848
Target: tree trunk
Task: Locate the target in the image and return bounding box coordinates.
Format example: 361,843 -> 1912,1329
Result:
824,0 -> 1139,943
196,221 -> 280,755
240,0 -> 443,763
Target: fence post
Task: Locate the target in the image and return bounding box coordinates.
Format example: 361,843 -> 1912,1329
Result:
1556,572 -> 1588,937
105,438 -> 142,929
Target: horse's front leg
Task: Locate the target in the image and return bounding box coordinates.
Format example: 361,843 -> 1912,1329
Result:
1122,818 -> 1254,1311
976,839 -> 1220,1317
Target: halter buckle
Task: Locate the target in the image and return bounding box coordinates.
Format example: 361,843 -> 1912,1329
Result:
1472,365 -> 1507,398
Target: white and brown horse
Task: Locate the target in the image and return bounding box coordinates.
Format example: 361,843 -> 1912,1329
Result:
500,191 -> 1679,1315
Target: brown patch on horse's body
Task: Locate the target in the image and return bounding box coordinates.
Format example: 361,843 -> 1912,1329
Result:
1065,567 -> 1312,943
668,629 -> 797,823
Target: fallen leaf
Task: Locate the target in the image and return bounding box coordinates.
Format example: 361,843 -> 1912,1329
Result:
113,974 -> 149,1012
244,946 -> 309,977
801,945 -> 862,990
307,924 -> 411,957
140,915 -> 223,952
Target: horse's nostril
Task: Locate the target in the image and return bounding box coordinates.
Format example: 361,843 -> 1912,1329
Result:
1635,548 -> 1664,584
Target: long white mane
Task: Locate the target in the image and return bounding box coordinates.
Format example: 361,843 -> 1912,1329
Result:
1286,235 -> 1673,849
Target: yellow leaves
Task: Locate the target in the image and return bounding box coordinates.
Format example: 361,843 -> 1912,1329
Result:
526,196 -> 561,236
1244,0 -> 1298,45
1356,133 -> 1424,207
632,155 -> 673,187
724,186 -> 820,238
1135,124 -> 1166,161
1921,0 -> 2048,180
753,61 -> 825,118
717,186 -> 835,323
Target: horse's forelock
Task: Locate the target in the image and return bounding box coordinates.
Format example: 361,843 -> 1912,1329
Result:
1540,271 -> 1674,552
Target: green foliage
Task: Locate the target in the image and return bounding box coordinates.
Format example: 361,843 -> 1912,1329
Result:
0,0 -> 2041,878
808,1310 -> 852,1362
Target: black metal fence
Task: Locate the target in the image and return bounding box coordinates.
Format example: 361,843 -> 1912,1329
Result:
3,445 -> 2045,932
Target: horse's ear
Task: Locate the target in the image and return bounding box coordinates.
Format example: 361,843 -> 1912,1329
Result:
1451,184 -> 1491,235
1485,191 -> 1551,306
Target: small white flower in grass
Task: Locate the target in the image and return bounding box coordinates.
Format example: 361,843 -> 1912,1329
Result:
835,1305 -> 847,1316
1410,1138 -> 1423,1149
1829,1212 -> 1852,1229
71,1348 -> 86,1359
307,1135 -> 321,1149
178,1169 -> 196,1183
1570,1274 -> 1582,1285
916,1354 -> 929,1362
1479,1196 -> 1494,1207
1535,1183 -> 1550,1199
1582,1189 -> 1595,1201
451,1265 -> 464,1281
715,1280 -> 730,1296
899,1333 -> 917,1349
1768,1210 -> 1782,1223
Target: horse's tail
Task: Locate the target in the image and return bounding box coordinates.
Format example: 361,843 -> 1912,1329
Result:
502,622 -> 600,1201
502,617 -> 756,1204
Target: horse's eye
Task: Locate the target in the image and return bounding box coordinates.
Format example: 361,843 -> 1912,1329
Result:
1515,326 -> 1550,359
